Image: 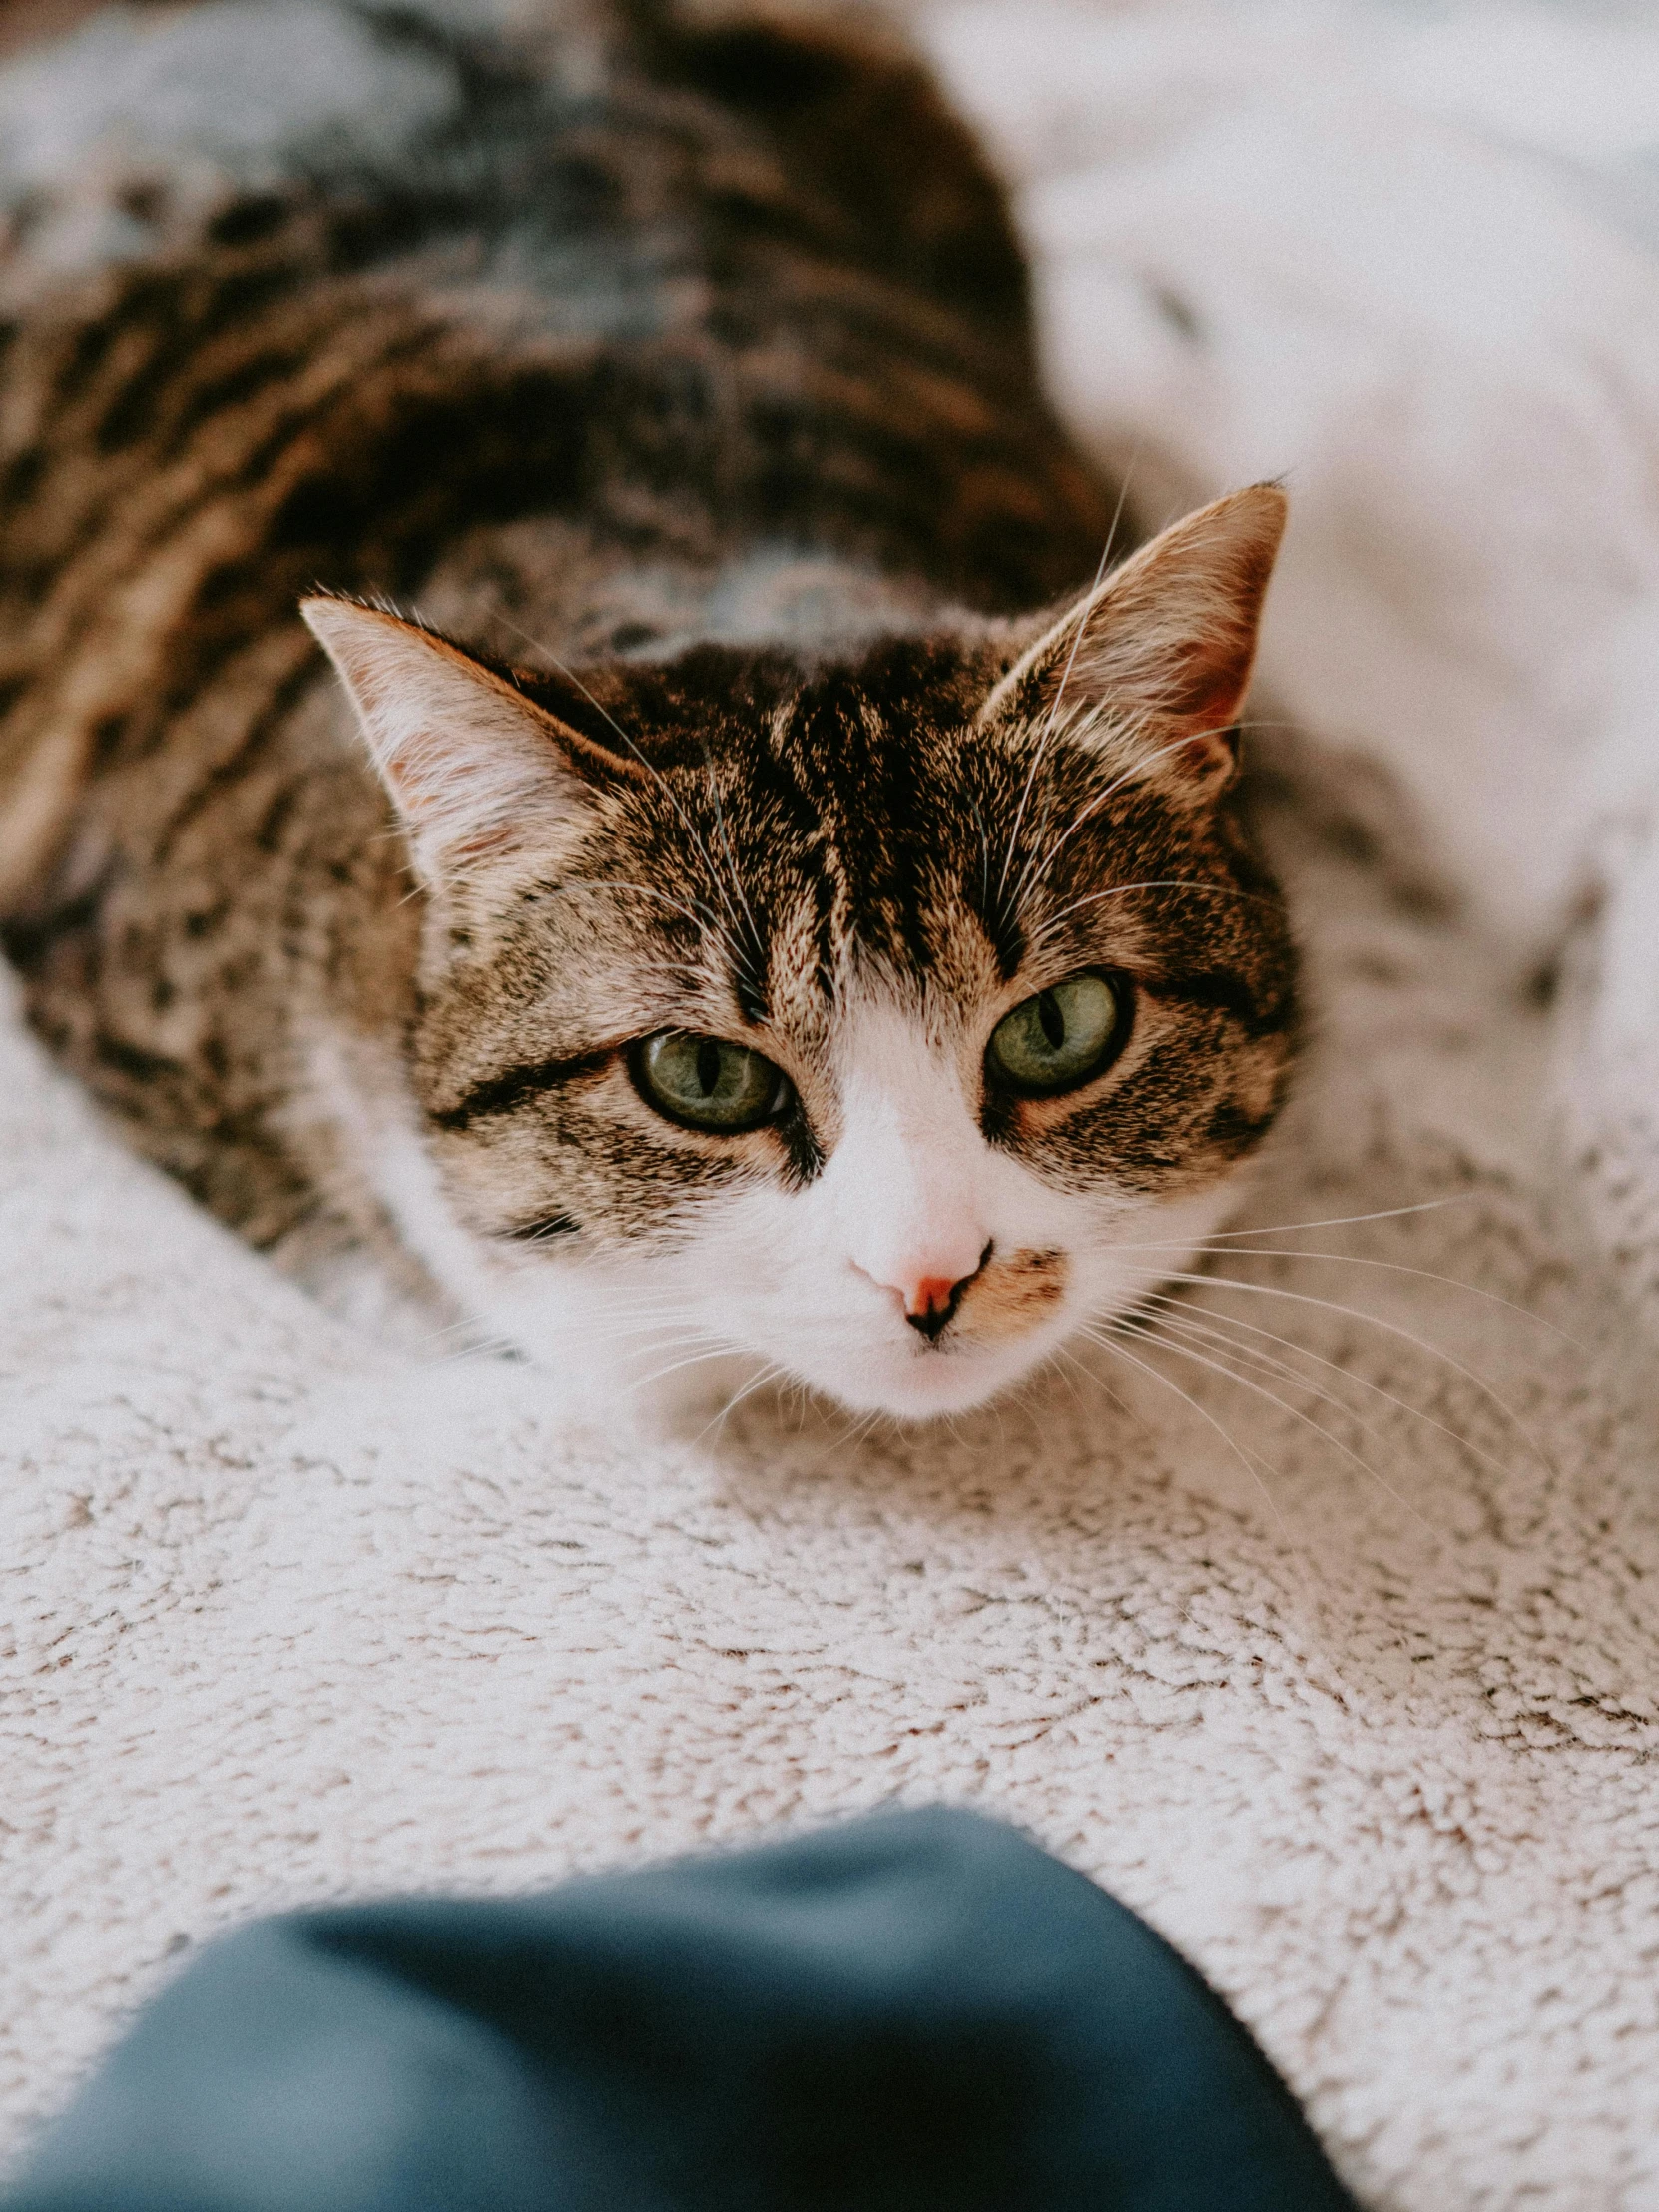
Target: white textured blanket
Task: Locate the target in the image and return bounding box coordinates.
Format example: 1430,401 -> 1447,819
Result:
7,6 -> 1659,2209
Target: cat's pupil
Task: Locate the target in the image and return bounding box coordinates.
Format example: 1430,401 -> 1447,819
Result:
1038,992 -> 1066,1051
697,1038 -> 722,1096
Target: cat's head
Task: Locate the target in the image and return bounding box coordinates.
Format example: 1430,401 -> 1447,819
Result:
304,485 -> 1295,1422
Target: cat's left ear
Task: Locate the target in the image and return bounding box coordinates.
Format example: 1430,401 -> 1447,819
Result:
993,482 -> 1287,796
301,598 -> 639,888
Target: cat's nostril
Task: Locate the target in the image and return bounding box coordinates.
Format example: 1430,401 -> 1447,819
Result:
903,1242 -> 993,1342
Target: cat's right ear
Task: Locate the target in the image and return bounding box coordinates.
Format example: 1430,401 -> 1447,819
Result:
301,599 -> 626,887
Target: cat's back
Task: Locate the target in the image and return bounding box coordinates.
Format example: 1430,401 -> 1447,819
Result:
0,0 -> 1111,905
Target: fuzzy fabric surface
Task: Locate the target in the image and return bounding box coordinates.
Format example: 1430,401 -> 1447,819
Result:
8,5 -> 1659,2210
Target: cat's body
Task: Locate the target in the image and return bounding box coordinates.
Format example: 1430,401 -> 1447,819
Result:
0,0 -> 1297,1421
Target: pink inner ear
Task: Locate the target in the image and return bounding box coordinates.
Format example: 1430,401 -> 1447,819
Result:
1168,643 -> 1252,736
1153,647 -> 1251,785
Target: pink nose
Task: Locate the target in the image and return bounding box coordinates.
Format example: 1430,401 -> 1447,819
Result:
894,1247 -> 991,1342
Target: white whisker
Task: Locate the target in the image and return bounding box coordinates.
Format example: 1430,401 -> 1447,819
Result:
1023,875 -> 1282,946
1128,1268 -> 1554,1474
1138,1242 -> 1585,1348
995,533 -> 1119,906
1120,1197 -> 1469,1245
1050,1342 -> 1139,1431
1129,1302 -> 1439,1534
1075,1321 -> 1294,1547
692,1360 -> 788,1446
1012,716 -> 1249,916
1108,1312 -> 1434,1537
699,750 -> 767,998
624,1342 -> 745,1397
1133,1287 -> 1515,1483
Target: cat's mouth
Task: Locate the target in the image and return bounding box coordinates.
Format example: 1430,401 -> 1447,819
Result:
836,1332 -> 1061,1418
815,1249 -> 1075,1416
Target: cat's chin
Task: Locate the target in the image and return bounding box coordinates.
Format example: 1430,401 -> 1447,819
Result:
512,1327 -> 1047,1434
804,1348 -> 1041,1423
718,1322 -> 1071,1425
539,1345 -> 1026,1432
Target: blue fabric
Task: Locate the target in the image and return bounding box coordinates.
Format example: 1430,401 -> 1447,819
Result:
5,1809 -> 1357,2211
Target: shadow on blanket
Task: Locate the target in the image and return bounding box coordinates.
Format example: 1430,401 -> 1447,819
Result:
2,1808 -> 1353,2211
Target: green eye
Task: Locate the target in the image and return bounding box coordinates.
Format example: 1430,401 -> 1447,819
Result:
987,972 -> 1126,1096
633,1031 -> 791,1133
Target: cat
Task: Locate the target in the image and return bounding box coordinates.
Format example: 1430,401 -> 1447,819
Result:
0,0 -> 1296,1424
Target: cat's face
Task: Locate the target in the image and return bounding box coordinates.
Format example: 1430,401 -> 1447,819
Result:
306,487 -> 1296,1421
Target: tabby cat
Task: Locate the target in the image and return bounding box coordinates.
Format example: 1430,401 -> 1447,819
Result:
0,0 -> 1296,1422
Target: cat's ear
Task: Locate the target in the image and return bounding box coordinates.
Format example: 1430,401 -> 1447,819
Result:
996,483 -> 1287,795
301,599 -> 632,886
